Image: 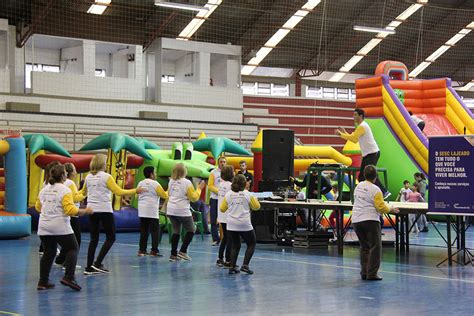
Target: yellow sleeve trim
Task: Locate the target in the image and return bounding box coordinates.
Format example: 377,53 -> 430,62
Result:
374,192 -> 389,214
186,185 -> 201,202
220,197 -> 228,212
340,125 -> 365,143
249,196 -> 261,210
208,173 -> 218,194
155,184 -> 168,199
106,176 -> 136,196
35,199 -> 42,213
68,183 -> 85,203
62,193 -> 79,216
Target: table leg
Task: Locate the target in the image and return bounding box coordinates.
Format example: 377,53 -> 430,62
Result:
337,208 -> 343,255
447,216 -> 452,266
395,214 -> 400,254
405,214 -> 410,253
400,214 -> 406,252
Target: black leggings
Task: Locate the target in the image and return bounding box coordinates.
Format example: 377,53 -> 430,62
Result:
228,230 -> 256,268
87,213 -> 116,268
359,151 -> 386,193
139,217 -> 160,252
40,234 -> 78,283
55,217 -> 81,265
168,215 -> 195,256
218,223 -> 231,262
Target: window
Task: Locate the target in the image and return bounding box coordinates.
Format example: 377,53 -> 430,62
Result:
271,84 -> 289,96
257,83 -> 271,95
95,69 -> 106,77
242,82 -> 257,95
323,87 -> 335,99
25,63 -> 60,89
336,88 -> 349,100
161,75 -> 175,83
306,86 -> 323,98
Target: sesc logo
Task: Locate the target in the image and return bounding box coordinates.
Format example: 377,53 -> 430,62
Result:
453,203 -> 470,210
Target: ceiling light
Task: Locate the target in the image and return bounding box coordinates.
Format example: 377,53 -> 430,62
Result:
241,65 -> 257,76
87,0 -> 111,15
409,61 -> 431,78
302,0 -> 321,10
155,0 -> 209,12
396,3 -> 423,21
177,0 -> 222,40
353,25 -> 396,35
264,29 -> 291,47
340,55 -> 364,72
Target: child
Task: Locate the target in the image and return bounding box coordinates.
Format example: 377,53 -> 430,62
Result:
406,182 -> 425,236
137,166 -> 168,257
55,163 -> 85,267
81,154 -> 145,275
414,172 -> 428,232
216,165 -> 234,267
220,174 -> 261,275
36,164 -> 92,291
166,163 -> 206,262
396,180 -> 412,202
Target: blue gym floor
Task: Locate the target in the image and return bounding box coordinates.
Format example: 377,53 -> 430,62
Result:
1,224 -> 474,315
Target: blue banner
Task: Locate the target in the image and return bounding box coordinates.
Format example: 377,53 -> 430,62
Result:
429,135 -> 474,214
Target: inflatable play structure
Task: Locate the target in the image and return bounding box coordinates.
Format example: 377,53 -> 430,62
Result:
355,60 -> 474,199
0,135 -> 31,239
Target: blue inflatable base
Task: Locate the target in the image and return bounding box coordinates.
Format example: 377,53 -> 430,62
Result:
0,215 -> 32,239
28,206 -> 141,232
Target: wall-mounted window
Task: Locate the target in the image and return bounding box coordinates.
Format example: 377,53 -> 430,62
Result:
242,82 -> 289,96
306,86 -> 356,101
25,63 -> 60,89
161,75 -> 175,83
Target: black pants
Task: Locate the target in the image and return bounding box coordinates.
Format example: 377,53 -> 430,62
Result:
40,234 -> 78,283
87,213 -> 116,268
359,151 -> 386,193
218,223 -> 231,262
139,217 -> 160,252
353,220 -> 382,278
55,217 -> 81,265
209,198 -> 220,242
168,215 -> 195,256
228,230 -> 256,268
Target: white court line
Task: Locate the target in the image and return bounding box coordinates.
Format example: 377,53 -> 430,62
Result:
82,239 -> 474,285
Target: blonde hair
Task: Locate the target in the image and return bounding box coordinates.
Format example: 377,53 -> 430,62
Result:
171,163 -> 187,180
90,154 -> 107,175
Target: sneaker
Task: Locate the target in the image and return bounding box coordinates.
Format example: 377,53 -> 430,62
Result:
37,282 -> 55,290
177,252 -> 192,261
137,251 -> 148,257
228,267 -> 240,275
240,265 -> 254,275
92,264 -> 110,274
169,255 -> 179,262
38,251 -> 44,256
223,262 -> 238,269
421,227 -> 429,232
149,250 -> 163,257
383,191 -> 392,200
216,259 -> 225,267
211,241 -> 220,246
83,267 -> 100,275
60,278 -> 82,291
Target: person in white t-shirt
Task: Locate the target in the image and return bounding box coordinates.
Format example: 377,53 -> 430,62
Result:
81,154 -> 145,275
55,163 -> 86,267
352,165 -> 399,281
336,108 -> 390,199
36,164 -> 93,291
220,174 -> 261,275
208,156 -> 227,245
216,165 -> 234,267
137,166 -> 168,257
167,163 -> 206,262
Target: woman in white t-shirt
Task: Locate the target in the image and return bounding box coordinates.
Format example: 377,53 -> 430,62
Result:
220,174 -> 260,275
36,164 -> 92,291
55,163 -> 86,266
137,166 -> 168,257
166,163 -> 205,262
81,154 -> 145,275
216,165 -> 234,267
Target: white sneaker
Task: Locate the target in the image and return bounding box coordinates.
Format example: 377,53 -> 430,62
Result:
177,252 -> 192,261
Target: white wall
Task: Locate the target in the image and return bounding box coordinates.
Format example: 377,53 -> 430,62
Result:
210,54 -> 228,86
0,93 -> 244,123
25,47 -> 60,66
0,31 -> 7,68
0,68 -> 9,92
60,45 -> 83,74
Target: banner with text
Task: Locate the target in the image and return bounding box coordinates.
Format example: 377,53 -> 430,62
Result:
429,135 -> 473,214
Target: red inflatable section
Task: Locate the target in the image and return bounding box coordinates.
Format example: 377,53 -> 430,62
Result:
35,154 -> 144,172
420,114 -> 458,136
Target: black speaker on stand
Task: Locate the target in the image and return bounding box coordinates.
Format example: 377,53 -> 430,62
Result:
252,130 -> 295,243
